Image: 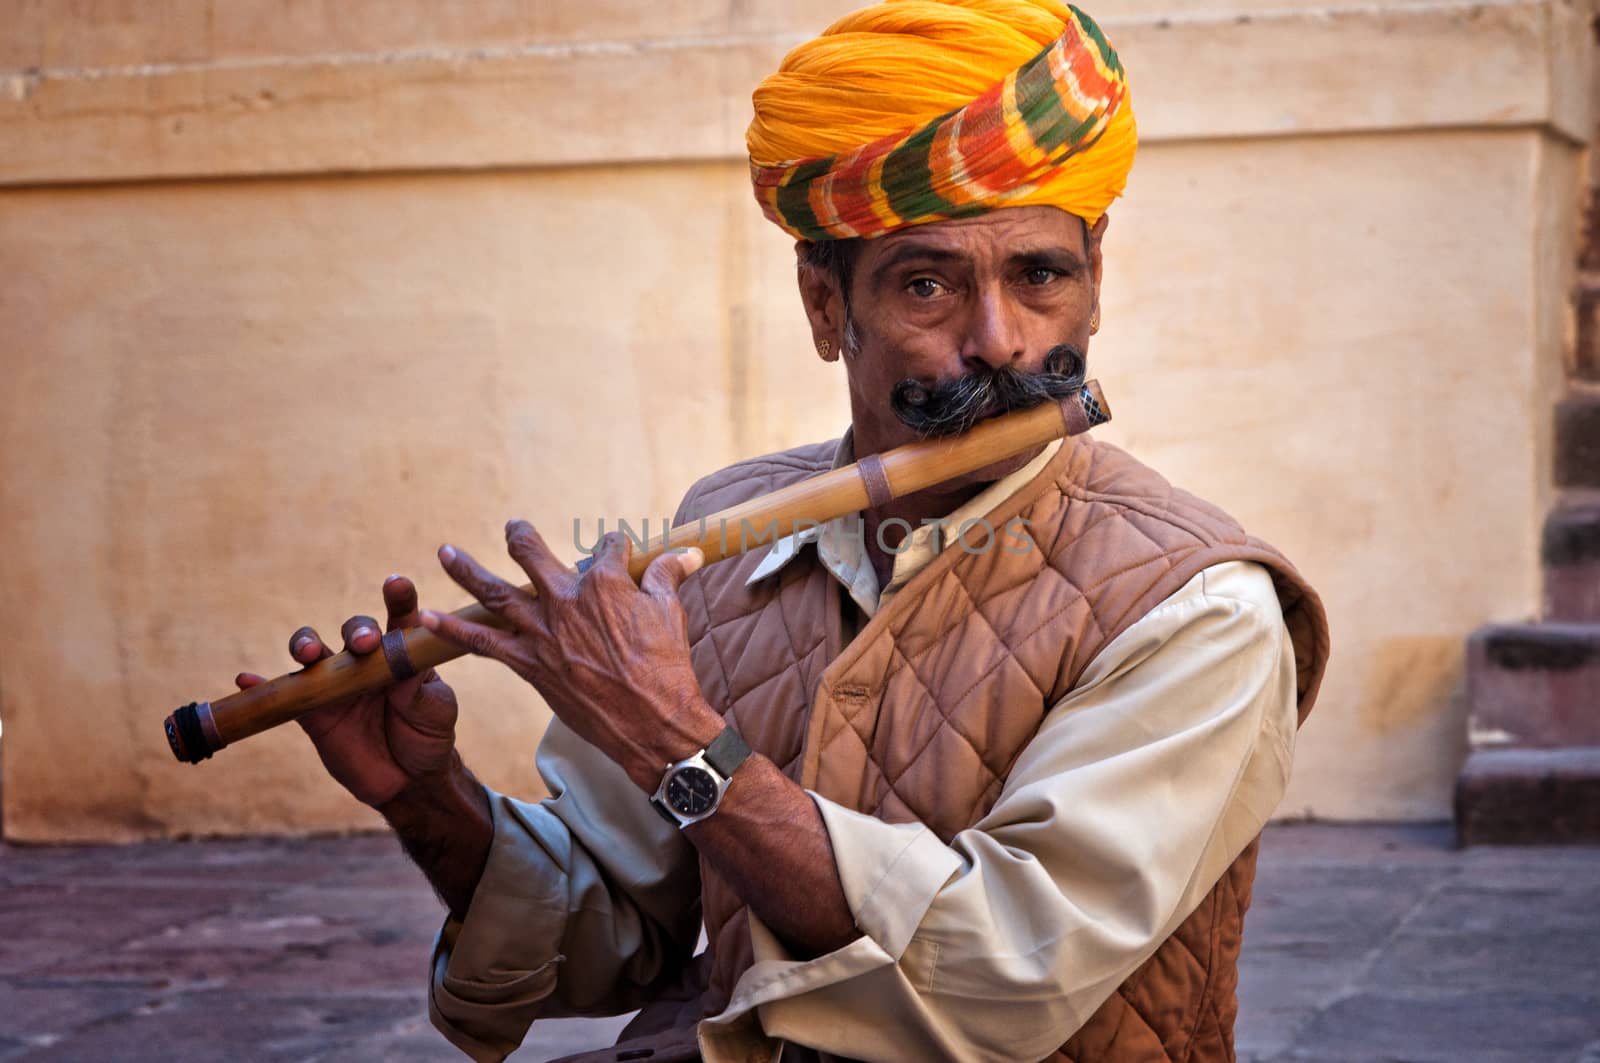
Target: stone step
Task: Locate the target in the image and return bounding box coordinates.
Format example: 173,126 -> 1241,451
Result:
1554,392 -> 1600,487
1467,623 -> 1600,747
1455,748 -> 1600,845
1543,500 -> 1600,621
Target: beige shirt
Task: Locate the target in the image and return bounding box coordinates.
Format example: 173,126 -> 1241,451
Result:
429,438 -> 1299,1063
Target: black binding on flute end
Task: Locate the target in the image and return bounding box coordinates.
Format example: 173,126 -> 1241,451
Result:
165,702 -> 215,764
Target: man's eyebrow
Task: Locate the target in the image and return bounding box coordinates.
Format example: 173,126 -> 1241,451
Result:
1009,247 -> 1087,272
866,242 -> 1088,290
867,243 -> 969,290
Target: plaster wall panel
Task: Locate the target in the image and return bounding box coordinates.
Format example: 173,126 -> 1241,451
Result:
1096,130 -> 1565,819
0,165 -> 744,838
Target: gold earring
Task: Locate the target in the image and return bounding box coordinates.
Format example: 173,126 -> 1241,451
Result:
1089,308 -> 1101,335
817,339 -> 831,358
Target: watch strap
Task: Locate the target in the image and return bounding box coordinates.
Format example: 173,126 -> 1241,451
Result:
650,796 -> 683,826
703,726 -> 751,778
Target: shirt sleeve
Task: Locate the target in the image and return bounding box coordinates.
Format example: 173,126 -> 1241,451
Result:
428,718 -> 704,1062
699,560 -> 1300,1063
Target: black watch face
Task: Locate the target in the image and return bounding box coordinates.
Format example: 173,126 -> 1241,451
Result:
666,766 -> 719,817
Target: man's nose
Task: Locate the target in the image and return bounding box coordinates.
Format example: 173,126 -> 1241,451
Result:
959,286 -> 1025,371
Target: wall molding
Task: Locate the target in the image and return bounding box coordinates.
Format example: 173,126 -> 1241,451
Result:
2,0 -> 1592,186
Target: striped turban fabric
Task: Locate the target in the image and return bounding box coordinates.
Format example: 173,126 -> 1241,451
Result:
747,0 -> 1137,242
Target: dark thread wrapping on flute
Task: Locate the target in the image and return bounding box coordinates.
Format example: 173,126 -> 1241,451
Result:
1079,385 -> 1108,427
169,703 -> 213,763
382,629 -> 419,681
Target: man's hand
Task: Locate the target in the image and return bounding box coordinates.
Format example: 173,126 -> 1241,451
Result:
422,524 -> 724,793
237,575 -> 459,809
424,523 -> 858,955
240,574 -> 491,920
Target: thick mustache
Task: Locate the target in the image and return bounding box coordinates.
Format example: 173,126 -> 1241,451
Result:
890,345 -> 1087,438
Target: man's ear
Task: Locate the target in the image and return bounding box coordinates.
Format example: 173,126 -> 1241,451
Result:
1087,213 -> 1109,308
795,241 -> 845,363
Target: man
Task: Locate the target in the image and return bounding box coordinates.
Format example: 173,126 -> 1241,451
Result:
241,2 -> 1330,1060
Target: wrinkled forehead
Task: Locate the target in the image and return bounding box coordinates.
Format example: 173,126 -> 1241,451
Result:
860,206 -> 1092,262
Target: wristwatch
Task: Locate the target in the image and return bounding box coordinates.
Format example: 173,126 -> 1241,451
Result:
650,726 -> 752,828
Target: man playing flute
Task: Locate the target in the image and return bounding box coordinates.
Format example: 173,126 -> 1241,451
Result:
237,2 -> 1330,1059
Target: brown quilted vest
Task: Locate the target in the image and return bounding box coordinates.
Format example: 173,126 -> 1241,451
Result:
667,433 -> 1329,1063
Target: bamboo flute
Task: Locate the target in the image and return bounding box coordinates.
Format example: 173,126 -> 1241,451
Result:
164,382 -> 1110,764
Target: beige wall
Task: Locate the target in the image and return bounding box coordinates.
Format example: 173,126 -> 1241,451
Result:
1,0 -> 1594,839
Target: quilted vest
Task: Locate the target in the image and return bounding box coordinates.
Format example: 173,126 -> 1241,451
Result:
670,433 -> 1330,1063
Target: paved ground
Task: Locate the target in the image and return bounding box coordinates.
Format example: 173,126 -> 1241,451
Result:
0,823 -> 1595,1062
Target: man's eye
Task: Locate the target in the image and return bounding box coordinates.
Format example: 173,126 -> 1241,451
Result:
1024,267 -> 1061,286
907,278 -> 943,298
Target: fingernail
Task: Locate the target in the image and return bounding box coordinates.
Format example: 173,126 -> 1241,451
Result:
439,544 -> 457,564
353,626 -> 377,642
419,609 -> 440,631
385,573 -> 403,585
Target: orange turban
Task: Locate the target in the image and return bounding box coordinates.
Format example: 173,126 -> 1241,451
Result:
747,0 -> 1137,241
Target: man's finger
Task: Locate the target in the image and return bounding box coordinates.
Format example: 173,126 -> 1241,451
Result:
235,672 -> 265,690
641,547 -> 705,599
587,530 -> 633,581
420,607 -> 517,664
387,671 -> 457,739
382,575 -> 421,630
341,614 -> 382,655
289,626 -> 333,666
504,520 -> 571,600
437,544 -> 539,629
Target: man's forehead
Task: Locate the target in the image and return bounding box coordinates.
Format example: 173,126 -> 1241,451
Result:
866,207 -> 1088,258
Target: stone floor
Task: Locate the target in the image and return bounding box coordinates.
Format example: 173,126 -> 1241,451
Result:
0,823 -> 1595,1062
